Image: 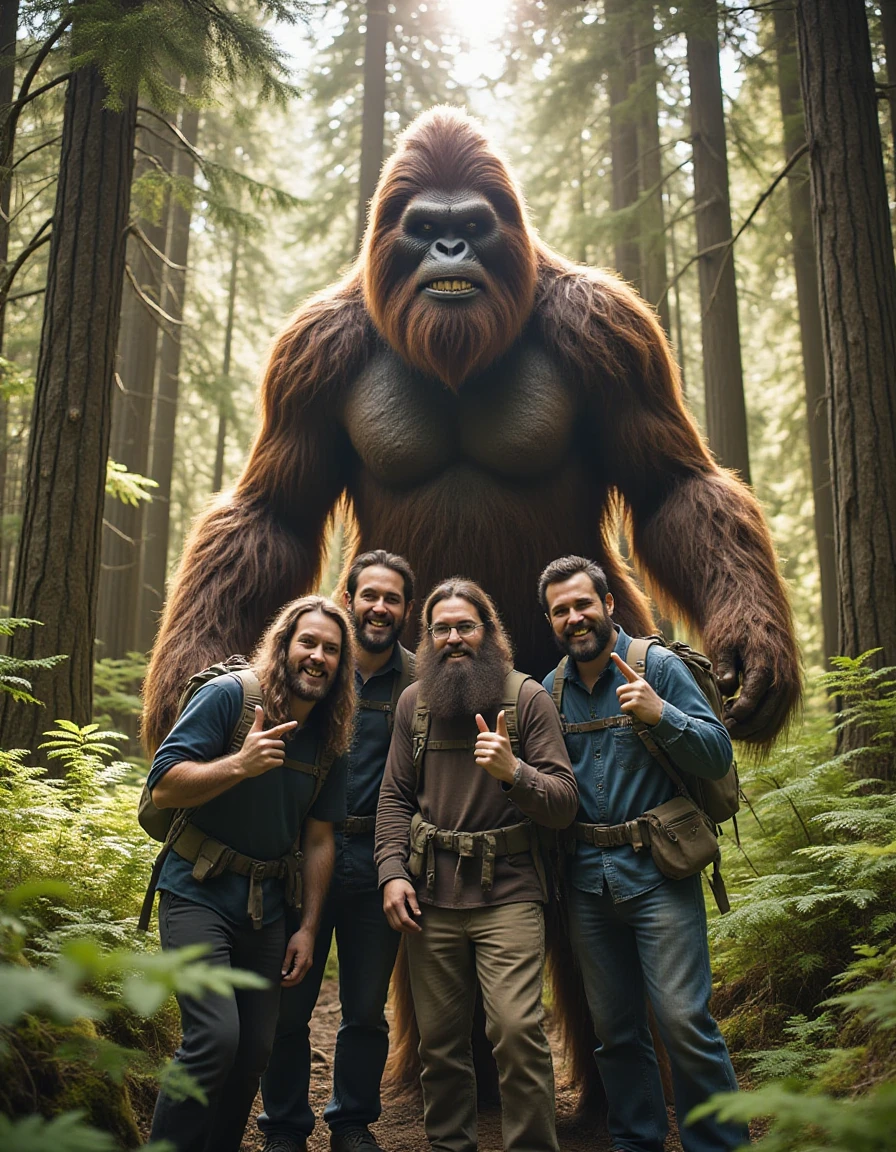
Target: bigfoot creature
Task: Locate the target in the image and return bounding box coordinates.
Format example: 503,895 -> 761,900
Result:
142,106 -> 800,1109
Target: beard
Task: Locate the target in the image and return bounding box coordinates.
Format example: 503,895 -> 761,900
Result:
416,635 -> 512,719
554,611 -> 615,663
286,662 -> 332,702
353,611 -> 402,654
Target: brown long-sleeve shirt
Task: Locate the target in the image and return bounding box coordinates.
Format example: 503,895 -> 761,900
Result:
375,676 -> 578,907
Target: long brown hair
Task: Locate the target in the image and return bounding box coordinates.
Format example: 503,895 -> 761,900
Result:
252,595 -> 357,758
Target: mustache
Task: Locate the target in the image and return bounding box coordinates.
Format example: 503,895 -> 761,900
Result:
563,622 -> 595,639
438,641 -> 476,661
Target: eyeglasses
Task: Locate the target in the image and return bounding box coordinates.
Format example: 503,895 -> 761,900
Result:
428,621 -> 486,640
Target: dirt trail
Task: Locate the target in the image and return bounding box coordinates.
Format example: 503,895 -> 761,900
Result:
234,977 -> 685,1152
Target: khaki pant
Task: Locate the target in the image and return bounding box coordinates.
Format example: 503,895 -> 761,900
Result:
406,901 -> 559,1152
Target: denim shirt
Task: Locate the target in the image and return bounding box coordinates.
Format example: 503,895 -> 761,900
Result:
334,644 -> 409,893
542,627 -> 732,903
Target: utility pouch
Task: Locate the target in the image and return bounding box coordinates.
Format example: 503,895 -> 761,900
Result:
190,838 -> 231,883
641,795 -> 720,881
408,811 -> 429,879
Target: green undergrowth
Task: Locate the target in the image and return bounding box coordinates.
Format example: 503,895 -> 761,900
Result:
701,653 -> 896,1148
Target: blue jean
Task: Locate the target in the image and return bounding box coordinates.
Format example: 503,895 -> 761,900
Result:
258,885 -> 400,1140
568,877 -> 749,1152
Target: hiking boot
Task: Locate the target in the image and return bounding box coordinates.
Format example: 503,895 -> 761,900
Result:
262,1138 -> 307,1152
330,1128 -> 385,1152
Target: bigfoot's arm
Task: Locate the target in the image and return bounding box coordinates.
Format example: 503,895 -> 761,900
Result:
142,283 -> 371,754
542,266 -> 801,744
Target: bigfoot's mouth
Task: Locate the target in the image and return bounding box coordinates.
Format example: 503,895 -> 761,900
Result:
423,279 -> 480,299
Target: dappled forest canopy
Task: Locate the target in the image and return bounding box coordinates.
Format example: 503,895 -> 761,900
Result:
1,1 -> 896,1149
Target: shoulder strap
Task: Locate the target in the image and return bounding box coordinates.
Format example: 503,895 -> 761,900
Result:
412,689 -> 431,788
501,669 -> 531,755
227,667 -> 263,753
550,656 -> 568,717
393,647 -> 417,707
625,636 -> 660,679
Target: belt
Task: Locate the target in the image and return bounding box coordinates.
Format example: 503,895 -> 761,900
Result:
573,819 -> 652,851
171,822 -> 304,928
335,815 -> 376,836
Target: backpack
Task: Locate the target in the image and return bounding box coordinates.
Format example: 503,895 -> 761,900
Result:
356,647 -> 417,732
551,636 -> 741,827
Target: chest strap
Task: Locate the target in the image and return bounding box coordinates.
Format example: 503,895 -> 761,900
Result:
409,812 -> 547,901
573,819 -> 651,852
335,815 -> 377,836
170,822 -> 304,929
562,715 -> 635,734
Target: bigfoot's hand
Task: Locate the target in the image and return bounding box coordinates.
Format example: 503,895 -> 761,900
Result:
383,879 -> 422,934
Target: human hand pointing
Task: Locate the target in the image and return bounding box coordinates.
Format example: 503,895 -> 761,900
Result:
238,706 -> 298,778
474,710 -> 518,783
611,653 -> 664,726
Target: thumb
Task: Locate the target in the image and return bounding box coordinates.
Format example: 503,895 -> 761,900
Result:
250,705 -> 265,731
496,710 -> 510,739
475,713 -> 490,734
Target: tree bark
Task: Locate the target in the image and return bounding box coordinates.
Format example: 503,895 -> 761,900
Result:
796,0 -> 896,744
0,0 -> 19,611
880,0 -> 896,203
355,0 -> 388,250
97,125 -> 173,659
212,233 -> 239,494
687,0 -> 751,482
137,100 -> 199,654
636,6 -> 672,333
606,0 -> 641,286
773,8 -> 838,667
0,64 -> 136,758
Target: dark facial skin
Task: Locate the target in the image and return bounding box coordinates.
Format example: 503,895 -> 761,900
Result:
396,192 -> 508,299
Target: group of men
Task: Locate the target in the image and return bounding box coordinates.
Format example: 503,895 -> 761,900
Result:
145,550 -> 749,1152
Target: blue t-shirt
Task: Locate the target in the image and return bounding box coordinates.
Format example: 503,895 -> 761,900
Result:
543,627 -> 732,903
148,676 -> 347,924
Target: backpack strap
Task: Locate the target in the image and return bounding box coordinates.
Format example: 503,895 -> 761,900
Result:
228,668 -> 263,752
357,646 -> 417,731
501,669 -> 531,755
625,636 -> 659,678
550,656 -> 568,716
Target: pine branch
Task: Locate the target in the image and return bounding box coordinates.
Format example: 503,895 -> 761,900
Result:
127,222 -> 186,271
124,263 -> 184,328
0,13 -> 73,169
4,134 -> 63,177
0,219 -> 52,306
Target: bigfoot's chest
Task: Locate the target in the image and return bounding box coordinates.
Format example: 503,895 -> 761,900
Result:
343,341 -> 576,488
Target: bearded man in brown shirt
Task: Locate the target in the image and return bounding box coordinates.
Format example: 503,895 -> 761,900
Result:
375,577 -> 578,1152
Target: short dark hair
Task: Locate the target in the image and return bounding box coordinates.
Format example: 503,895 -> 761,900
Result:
537,555 -> 609,610
345,550 -> 415,604
421,576 -> 513,661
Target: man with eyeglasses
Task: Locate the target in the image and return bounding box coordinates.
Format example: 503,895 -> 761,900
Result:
375,577 -> 578,1152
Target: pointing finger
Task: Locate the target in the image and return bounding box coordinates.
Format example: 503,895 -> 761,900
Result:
611,652 -> 641,683
268,719 -> 299,737
475,713 -> 490,734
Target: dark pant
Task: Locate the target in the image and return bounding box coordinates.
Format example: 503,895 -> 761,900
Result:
258,885 -> 400,1140
149,891 -> 286,1152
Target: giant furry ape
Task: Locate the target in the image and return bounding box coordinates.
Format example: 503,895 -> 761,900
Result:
143,107 -> 800,1106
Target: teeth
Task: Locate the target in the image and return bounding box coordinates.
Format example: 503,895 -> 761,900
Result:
429,279 -> 473,292
304,668 -> 324,677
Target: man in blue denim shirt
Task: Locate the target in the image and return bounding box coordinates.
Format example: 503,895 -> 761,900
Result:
539,555 -> 749,1152
260,552 -> 416,1152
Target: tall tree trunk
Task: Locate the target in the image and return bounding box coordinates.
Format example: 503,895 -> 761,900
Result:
669,213 -> 687,393
212,234 -> 239,494
0,64 -> 136,759
687,0 -> 751,482
355,0 -> 388,249
97,126 -> 173,659
606,0 -> 641,286
773,8 -> 838,667
880,0 -> 896,202
796,0 -> 896,742
138,99 -> 199,654
0,0 -> 20,612
636,6 -> 672,333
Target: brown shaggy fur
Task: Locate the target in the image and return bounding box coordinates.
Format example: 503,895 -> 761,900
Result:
142,106 -> 801,1112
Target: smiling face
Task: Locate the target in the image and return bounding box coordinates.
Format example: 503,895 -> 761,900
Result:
346,564 -> 411,654
429,596 -> 487,661
286,610 -> 344,702
362,108 -> 538,391
544,572 -> 616,664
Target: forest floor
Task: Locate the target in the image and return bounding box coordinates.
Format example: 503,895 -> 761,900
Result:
171,976 -> 686,1152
